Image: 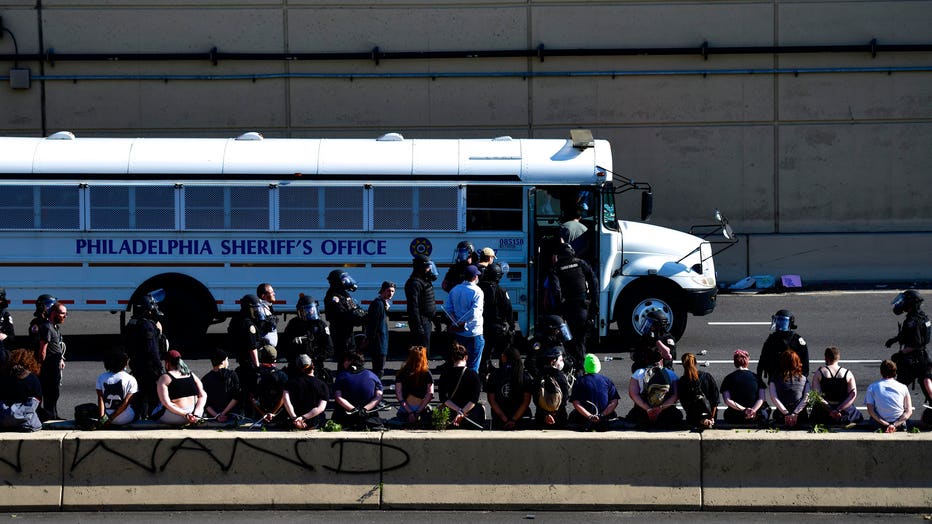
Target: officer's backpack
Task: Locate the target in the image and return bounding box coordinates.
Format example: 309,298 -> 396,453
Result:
537,374 -> 563,412
642,365 -> 671,407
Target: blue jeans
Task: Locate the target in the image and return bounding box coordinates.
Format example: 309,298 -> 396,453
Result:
456,334 -> 485,374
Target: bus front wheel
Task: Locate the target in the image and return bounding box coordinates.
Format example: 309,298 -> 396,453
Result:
615,284 -> 687,349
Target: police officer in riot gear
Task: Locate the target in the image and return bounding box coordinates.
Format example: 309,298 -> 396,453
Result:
479,262 -> 514,379
442,240 -> 477,293
525,314 -> 573,381
0,288 -> 15,358
630,310 -> 677,372
405,254 -> 437,352
884,290 -> 932,405
228,293 -> 266,410
282,294 -> 334,384
325,269 -> 366,363
29,294 -> 66,419
125,290 -> 167,419
549,242 -> 598,373
758,309 -> 809,383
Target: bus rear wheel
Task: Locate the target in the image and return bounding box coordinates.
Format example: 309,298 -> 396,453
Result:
615,285 -> 687,349
129,274 -> 217,356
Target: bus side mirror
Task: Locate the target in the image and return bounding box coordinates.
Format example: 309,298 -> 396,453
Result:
640,191 -> 653,221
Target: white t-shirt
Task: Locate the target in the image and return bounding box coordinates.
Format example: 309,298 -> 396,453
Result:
95,370 -> 139,425
864,378 -> 908,423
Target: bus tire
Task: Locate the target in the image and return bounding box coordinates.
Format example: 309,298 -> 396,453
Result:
130,274 -> 217,355
614,281 -> 687,349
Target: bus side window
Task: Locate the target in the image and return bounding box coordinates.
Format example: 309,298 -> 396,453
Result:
466,186 -> 522,231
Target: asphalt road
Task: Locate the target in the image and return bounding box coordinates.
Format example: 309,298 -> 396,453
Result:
22,287 -> 931,424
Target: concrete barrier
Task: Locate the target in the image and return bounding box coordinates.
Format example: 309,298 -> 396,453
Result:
381,430 -> 702,509
61,430 -> 382,509
1,429 -> 931,510
702,431 -> 932,510
0,432 -> 64,510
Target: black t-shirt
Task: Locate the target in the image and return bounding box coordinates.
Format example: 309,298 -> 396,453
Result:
201,368 -> 241,414
439,366 -> 481,406
0,372 -> 42,405
395,369 -> 433,400
486,365 -> 533,416
720,369 -> 765,408
285,374 -> 331,416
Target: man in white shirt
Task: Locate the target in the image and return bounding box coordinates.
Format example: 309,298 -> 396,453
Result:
865,359 -> 913,433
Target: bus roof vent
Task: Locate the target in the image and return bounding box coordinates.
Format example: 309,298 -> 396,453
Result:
377,132 -> 404,142
47,131 -> 76,140
236,132 -> 264,141
492,136 -> 513,141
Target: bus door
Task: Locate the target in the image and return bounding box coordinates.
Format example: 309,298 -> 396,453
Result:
529,187 -> 600,336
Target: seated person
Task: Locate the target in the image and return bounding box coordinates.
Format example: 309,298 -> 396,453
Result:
720,349 -> 770,426
677,352 -> 719,430
0,349 -> 43,430
627,348 -> 682,429
568,354 -> 620,431
810,346 -> 863,425
332,352 -> 385,430
439,343 -> 485,429
152,350 -> 206,425
200,349 -> 242,423
95,349 -> 138,426
283,354 -> 330,430
533,346 -> 571,429
769,350 -> 811,429
486,346 -> 534,430
393,345 -> 434,427
252,345 -> 289,426
865,359 -> 913,433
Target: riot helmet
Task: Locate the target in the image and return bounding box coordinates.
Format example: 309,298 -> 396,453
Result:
34,294 -> 57,317
770,309 -> 796,332
481,262 -> 504,283
240,294 -> 265,321
413,254 -> 438,282
554,242 -> 575,260
296,294 -> 320,321
0,288 -> 8,309
540,314 -> 572,342
452,241 -> 475,264
327,269 -> 358,292
892,290 -> 923,316
133,289 -> 165,319
644,310 -> 670,334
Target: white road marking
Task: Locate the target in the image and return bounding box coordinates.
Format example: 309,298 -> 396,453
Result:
708,321 -> 770,325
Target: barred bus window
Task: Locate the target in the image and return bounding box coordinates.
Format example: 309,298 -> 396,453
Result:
373,186 -> 458,231
89,186 -> 174,230
279,186 -> 363,230
466,186 -> 522,231
185,186 -> 268,230
36,186 -> 80,230
0,186 -> 38,229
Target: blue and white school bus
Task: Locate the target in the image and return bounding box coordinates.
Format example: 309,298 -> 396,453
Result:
0,130 -> 725,349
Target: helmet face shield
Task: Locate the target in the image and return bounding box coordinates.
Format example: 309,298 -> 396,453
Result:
426,261 -> 438,281
299,302 -> 320,321
340,273 -> 358,292
771,315 -> 792,332
558,322 -> 573,342
453,246 -> 472,263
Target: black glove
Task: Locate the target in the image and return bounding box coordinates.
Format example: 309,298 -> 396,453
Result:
885,337 -> 897,348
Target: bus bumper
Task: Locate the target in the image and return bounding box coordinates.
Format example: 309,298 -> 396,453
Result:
686,287 -> 717,316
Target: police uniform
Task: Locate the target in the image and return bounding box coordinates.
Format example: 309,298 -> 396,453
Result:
0,304 -> 14,354
478,276 -> 514,368
758,331 -> 809,383
549,249 -> 598,368
324,286 -> 365,363
125,315 -> 165,419
29,316 -> 64,419
282,316 -> 334,382
405,272 -> 436,351
630,329 -> 677,373
887,308 -> 932,395
227,313 -> 263,409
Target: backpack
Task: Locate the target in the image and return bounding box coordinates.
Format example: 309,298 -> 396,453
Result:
537,374 -> 563,412
642,366 -> 671,407
0,398 -> 42,432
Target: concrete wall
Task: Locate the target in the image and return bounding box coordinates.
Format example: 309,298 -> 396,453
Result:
1,430 -> 931,511
0,1 -> 929,282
